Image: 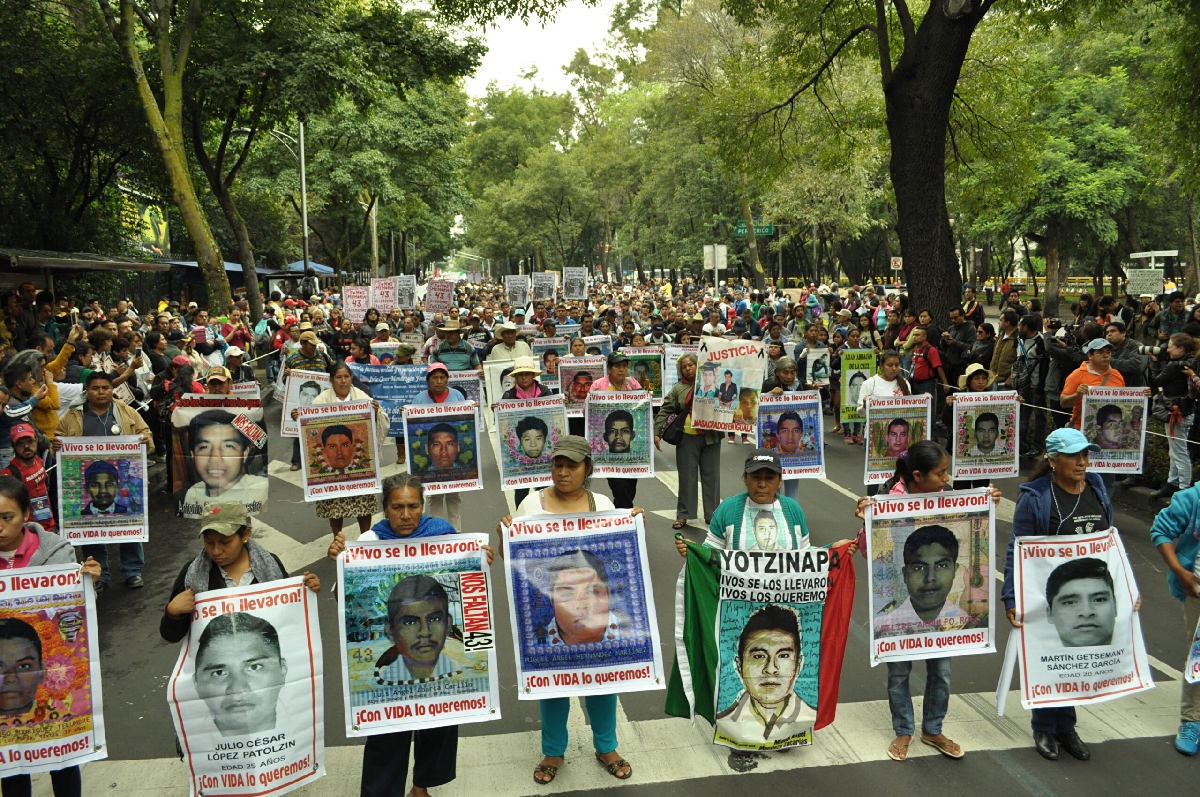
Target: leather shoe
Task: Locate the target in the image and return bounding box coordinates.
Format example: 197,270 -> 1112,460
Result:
125,575 -> 145,589
1056,731 -> 1090,761
1033,731 -> 1059,760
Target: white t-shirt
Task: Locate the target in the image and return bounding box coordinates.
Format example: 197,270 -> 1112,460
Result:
857,375 -> 905,412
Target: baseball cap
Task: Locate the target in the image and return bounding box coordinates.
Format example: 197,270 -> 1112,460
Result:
607,352 -> 630,367
171,355 -> 190,367
9,423 -> 35,443
299,331 -> 319,344
376,322 -> 390,332
205,366 -> 232,383
744,448 -> 783,474
199,503 -> 250,537
225,346 -> 245,358
550,435 -> 592,462
1044,427 -> 1100,456
1082,338 -> 1112,354
426,362 -> 448,377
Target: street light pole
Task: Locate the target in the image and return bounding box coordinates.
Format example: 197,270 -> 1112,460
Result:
298,122 -> 309,274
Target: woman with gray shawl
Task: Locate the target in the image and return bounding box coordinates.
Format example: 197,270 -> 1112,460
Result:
159,502 -> 321,642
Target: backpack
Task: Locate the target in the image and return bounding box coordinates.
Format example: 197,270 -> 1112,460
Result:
1011,335 -> 1046,393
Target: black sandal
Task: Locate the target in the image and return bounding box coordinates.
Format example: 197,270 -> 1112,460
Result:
672,519 -> 688,530
533,756 -> 562,785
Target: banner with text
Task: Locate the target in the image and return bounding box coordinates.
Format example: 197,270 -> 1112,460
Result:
0,564 -> 105,777
168,577 -> 324,797
692,337 -> 766,436
1013,528 -> 1152,709
370,277 -> 399,312
951,392 -> 1019,480
342,286 -> 371,325
297,400 -> 382,501
337,535 -> 498,737
839,350 -> 877,424
503,512 -> 662,700
403,402 -> 482,496
57,436 -> 148,543
865,489 -> 994,665
423,279 -> 457,316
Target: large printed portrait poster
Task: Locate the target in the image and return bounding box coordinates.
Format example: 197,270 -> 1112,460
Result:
170,395 -> 269,519
692,337 -> 766,437
557,356 -> 607,419
281,370 -> 330,438
482,360 -> 515,412
839,350 -> 876,424
712,547 -> 845,751
1014,528 -> 1152,709
662,344 -> 700,397
447,370 -> 483,409
581,335 -> 613,357
0,565 -> 105,777
56,436 -> 148,543
865,489 -> 994,665
801,347 -> 832,388
502,512 -> 663,699
621,347 -> 665,406
168,577 -> 323,797
530,339 -> 568,391
562,267 -> 587,300
495,396 -> 568,491
864,394 -> 931,485
1081,387 -> 1148,473
297,401 -> 382,502
337,535 -> 498,737
531,272 -> 557,302
584,391 -> 654,478
951,391 -> 1019,480
403,402 -> 482,496
758,392 -> 824,479
396,275 -> 417,310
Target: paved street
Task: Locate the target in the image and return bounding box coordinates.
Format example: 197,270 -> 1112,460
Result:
74,364 -> 1200,796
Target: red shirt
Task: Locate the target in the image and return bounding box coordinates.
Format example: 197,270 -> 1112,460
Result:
910,343 -> 943,381
5,458 -> 55,532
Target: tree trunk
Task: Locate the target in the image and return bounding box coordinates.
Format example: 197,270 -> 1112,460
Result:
1041,221 -> 1064,317
213,186 -> 264,320
883,11 -> 980,325
1187,193 -> 1200,298
111,0 -> 232,313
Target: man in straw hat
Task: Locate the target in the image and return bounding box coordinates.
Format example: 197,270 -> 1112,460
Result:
429,318 -> 480,371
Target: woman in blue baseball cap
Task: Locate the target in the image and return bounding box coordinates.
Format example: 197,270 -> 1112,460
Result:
1001,427 -> 1108,762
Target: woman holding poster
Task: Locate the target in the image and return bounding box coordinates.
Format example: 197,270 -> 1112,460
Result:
654,353 -> 722,530
294,362 -> 389,537
328,474 -> 495,797
1002,428 -> 1111,762
502,436 -> 640,785
852,442 -> 998,763
0,477 -> 101,796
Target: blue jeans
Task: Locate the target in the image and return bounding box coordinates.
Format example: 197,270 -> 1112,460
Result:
80,542 -> 144,584
886,657 -> 951,736
540,695 -> 618,757
1167,414 -> 1195,487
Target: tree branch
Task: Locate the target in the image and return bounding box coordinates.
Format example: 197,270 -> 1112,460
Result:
759,24 -> 874,118
893,0 -> 916,45
874,0 -> 891,84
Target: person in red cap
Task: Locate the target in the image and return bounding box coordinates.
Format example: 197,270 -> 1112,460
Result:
4,423 -> 55,532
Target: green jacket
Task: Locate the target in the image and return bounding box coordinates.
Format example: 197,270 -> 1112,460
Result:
654,380 -> 722,444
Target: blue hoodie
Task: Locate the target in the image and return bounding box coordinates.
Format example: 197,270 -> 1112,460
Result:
367,514 -> 457,541
1149,484 -> 1200,601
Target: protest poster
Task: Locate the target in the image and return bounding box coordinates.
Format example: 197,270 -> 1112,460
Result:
281,370 -> 330,438
337,535 -> 498,736
482,360 -> 516,413
757,392 -> 824,479
1081,387 -> 1147,473
531,272 -> 557,302
662,344 -> 700,396
370,341 -> 400,365
347,363 -> 426,437
297,400 -> 382,502
556,323 -> 581,339
342,286 -> 371,325
585,391 -> 654,478
0,564 -> 106,777
370,277 -> 399,312
396,332 -> 425,362
169,395 -> 269,518
396,275 -> 417,310
562,267 -> 587,300
231,380 -> 261,400
1012,528 -> 1152,709
865,489 -> 994,665
1124,268 -> 1163,298
800,347 -> 832,387
502,512 -> 663,699
424,279 -> 456,316
691,336 -> 766,437
505,275 -> 530,309
839,350 -> 876,424
621,346 -> 665,406
447,369 -> 483,409
168,577 -> 324,797
951,391 -> 1019,480
494,395 -> 567,490
1186,616 -> 1200,684
530,339 -> 567,389
403,402 -> 482,496
557,356 -> 607,419
56,437 -> 148,543
664,542 -> 857,752
864,394 -> 931,485
581,334 -> 613,357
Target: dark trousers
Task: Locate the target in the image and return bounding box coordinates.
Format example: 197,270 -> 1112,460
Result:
361,725 -> 458,796
2,767 -> 81,797
608,478 -> 637,509
292,437 -> 301,467
1031,706 -> 1077,734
